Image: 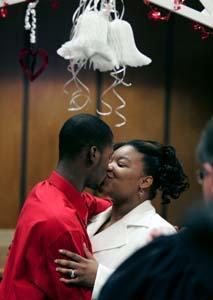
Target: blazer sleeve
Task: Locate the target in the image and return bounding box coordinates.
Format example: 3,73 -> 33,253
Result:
92,264 -> 115,300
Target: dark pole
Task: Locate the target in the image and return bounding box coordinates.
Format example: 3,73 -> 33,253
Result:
19,6 -> 30,210
161,15 -> 175,219
96,70 -> 103,116
19,75 -> 29,209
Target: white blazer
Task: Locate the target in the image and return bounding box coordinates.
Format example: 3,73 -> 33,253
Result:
87,200 -> 176,299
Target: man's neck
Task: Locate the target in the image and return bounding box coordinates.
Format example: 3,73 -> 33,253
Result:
56,160 -> 86,192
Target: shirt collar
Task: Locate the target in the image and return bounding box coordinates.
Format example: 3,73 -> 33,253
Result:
48,171 -> 88,224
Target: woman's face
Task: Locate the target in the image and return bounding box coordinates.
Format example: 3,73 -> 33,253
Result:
102,145 -> 145,202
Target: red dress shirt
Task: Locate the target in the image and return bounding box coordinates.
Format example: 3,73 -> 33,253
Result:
0,171 -> 111,300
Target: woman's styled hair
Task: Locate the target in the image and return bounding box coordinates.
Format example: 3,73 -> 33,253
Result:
114,140 -> 189,204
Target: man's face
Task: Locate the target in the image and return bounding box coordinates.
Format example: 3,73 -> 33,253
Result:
199,163 -> 213,203
86,145 -> 113,189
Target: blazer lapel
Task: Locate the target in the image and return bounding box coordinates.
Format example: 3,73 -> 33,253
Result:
90,221 -> 128,252
87,207 -> 112,238
88,207 -> 128,252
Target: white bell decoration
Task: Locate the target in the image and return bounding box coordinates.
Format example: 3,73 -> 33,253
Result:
57,0 -> 152,126
108,19 -> 152,68
57,10 -> 115,66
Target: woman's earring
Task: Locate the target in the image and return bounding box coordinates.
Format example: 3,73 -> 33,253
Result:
138,188 -> 144,200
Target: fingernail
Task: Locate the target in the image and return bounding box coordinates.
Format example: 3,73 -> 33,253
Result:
54,259 -> 58,263
59,249 -> 64,253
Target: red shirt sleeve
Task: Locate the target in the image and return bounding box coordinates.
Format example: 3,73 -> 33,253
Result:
23,220 -> 92,300
82,192 -> 112,221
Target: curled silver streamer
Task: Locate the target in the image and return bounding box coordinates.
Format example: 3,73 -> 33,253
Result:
64,60 -> 91,111
97,66 -> 131,127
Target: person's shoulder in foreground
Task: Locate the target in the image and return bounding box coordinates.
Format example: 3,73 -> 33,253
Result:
99,204 -> 213,300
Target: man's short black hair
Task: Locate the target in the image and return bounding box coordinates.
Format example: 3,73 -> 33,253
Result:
59,113 -> 113,160
197,118 -> 213,165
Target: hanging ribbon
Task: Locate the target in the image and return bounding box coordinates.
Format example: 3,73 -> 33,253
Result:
19,0 -> 48,81
64,60 -> 91,111
24,0 -> 39,44
97,66 -> 131,127
111,67 -> 131,127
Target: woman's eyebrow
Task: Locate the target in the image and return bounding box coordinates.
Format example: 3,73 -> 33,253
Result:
117,156 -> 131,162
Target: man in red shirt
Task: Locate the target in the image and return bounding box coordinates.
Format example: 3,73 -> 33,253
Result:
0,114 -> 113,300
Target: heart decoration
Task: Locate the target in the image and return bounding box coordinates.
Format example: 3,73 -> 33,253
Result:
51,0 -> 60,10
19,48 -> 48,81
0,3 -> 8,18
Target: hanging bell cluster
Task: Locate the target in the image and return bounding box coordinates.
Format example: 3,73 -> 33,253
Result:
57,0 -> 151,71
57,0 -> 152,126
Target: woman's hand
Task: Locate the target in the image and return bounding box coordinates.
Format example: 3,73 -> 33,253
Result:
55,243 -> 98,288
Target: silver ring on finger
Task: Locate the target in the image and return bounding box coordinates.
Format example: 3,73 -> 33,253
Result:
70,269 -> 76,279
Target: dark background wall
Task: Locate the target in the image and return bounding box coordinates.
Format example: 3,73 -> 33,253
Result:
0,0 -> 212,228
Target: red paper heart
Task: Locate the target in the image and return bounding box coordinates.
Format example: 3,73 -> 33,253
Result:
51,0 -> 60,10
19,48 -> 48,81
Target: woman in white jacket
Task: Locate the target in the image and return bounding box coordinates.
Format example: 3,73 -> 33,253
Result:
55,140 -> 189,299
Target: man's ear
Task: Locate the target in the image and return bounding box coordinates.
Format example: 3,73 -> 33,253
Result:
87,146 -> 100,165
139,176 -> 153,190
